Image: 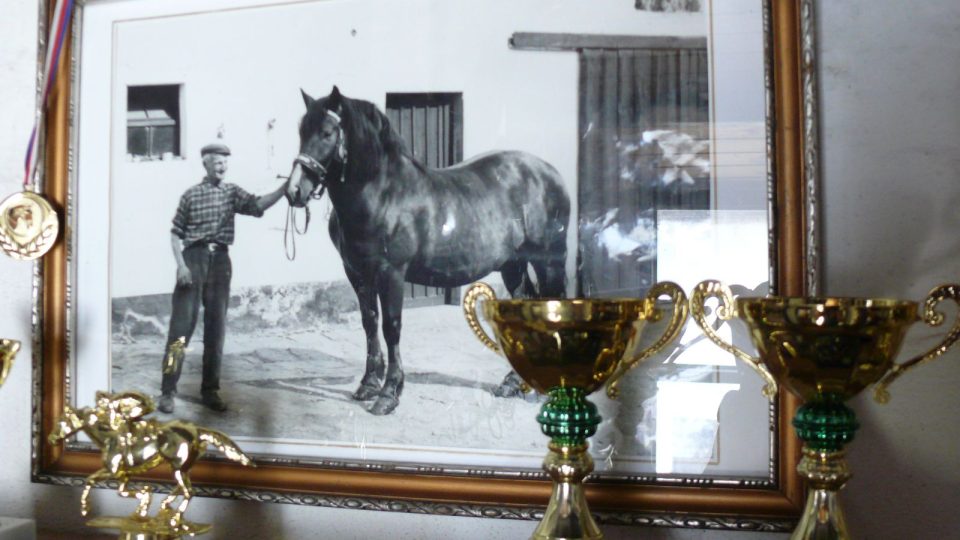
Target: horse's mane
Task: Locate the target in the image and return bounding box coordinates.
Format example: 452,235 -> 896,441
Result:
303,91 -> 427,180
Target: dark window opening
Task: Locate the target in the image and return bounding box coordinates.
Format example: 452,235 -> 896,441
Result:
127,85 -> 181,160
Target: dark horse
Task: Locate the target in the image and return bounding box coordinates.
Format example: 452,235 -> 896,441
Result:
285,87 -> 570,415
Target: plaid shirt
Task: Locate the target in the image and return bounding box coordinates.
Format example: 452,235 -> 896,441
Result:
171,178 -> 263,246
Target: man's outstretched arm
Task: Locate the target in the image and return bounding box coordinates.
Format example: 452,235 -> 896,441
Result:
255,182 -> 287,213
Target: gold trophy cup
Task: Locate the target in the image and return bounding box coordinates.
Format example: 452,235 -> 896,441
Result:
690,280 -> 960,540
463,281 -> 689,540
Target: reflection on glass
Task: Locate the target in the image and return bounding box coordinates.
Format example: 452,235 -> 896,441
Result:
653,380 -> 739,474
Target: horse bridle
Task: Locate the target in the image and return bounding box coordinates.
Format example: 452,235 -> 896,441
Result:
294,109 -> 348,199
285,109 -> 347,261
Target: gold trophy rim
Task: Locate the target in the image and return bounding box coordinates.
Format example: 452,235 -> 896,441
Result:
479,296 -> 656,326
736,295 -> 918,311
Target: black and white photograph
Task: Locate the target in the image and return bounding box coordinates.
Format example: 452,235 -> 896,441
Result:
72,0 -> 774,480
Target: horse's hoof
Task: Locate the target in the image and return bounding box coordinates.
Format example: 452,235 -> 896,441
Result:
492,370 -> 528,399
352,384 -> 380,401
369,395 -> 399,415
492,383 -> 524,398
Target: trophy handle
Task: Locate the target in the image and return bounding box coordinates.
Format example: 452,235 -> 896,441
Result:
874,283 -> 960,404
606,281 -> 689,399
690,280 -> 778,398
462,282 -> 501,354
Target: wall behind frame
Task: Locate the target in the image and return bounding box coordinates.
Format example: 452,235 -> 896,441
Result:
1,0 -> 959,538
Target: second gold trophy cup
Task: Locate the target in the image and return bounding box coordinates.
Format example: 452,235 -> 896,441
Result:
463,281 -> 688,540
690,280 -> 960,539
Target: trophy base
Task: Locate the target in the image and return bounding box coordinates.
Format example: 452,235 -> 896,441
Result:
86,515 -> 212,540
531,443 -> 603,540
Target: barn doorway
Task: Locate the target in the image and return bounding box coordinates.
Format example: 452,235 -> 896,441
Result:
509,34 -> 710,298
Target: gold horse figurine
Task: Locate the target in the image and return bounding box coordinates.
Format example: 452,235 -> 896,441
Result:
48,390 -> 255,537
0,338 -> 20,387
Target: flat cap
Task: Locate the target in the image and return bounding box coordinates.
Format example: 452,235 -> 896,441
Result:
200,142 -> 231,156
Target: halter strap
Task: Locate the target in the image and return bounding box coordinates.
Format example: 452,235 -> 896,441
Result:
295,153 -> 327,177
324,109 -> 348,183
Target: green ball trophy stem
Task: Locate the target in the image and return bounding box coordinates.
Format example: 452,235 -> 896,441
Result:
791,396 -> 858,539
534,387 -> 603,540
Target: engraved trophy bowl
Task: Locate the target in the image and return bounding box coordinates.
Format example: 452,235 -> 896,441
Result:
463,281 -> 689,540
736,295 -> 921,402
690,280 -> 960,540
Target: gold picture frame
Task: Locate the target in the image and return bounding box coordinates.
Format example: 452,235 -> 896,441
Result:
33,0 -> 817,530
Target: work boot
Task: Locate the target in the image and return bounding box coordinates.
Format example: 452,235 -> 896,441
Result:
202,391 -> 228,412
158,393 -> 175,413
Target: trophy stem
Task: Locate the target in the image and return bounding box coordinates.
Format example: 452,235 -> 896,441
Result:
793,486 -> 850,540
533,387 -> 603,540
532,443 -> 603,540
791,397 -> 858,540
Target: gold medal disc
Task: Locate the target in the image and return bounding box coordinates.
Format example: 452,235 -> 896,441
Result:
0,191 -> 59,261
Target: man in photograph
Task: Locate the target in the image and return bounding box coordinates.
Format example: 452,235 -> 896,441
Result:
158,142 -> 287,414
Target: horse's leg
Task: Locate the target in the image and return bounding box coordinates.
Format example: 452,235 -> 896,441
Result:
80,469 -> 111,517
492,260 -> 532,398
530,258 -> 566,298
158,486 -> 179,513
500,259 -> 527,299
167,468 -> 193,528
369,269 -> 405,416
115,477 -> 152,519
135,485 -> 153,519
346,266 -> 385,401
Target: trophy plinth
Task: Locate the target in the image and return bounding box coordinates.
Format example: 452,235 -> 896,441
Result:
464,282 -> 688,540
86,514 -> 212,540
691,280 -> 960,540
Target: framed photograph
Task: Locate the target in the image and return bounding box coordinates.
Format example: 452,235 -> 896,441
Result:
34,0 -> 819,530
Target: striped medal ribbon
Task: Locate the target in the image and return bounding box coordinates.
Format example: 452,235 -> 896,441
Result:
0,0 -> 74,261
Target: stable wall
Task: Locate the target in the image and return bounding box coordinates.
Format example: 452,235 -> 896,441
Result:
95,0 -> 707,297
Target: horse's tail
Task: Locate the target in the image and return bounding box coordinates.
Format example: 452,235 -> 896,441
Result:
198,429 -> 257,468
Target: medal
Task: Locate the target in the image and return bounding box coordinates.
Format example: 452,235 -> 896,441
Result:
1,0 -> 74,261
0,191 -> 58,260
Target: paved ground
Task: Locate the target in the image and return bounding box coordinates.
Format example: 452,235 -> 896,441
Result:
110,303 -> 737,474
112,305 -> 550,458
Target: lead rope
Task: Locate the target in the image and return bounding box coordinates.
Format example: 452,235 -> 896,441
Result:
283,204 -> 310,261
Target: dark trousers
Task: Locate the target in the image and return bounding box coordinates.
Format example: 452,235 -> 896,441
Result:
161,244 -> 232,396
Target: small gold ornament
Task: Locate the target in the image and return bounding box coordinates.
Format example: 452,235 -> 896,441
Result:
0,191 -> 58,260
49,390 -> 256,539
0,339 -> 20,388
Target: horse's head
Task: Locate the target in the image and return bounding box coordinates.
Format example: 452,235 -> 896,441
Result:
286,86 -> 349,208
95,390 -> 155,430
48,404 -> 87,446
